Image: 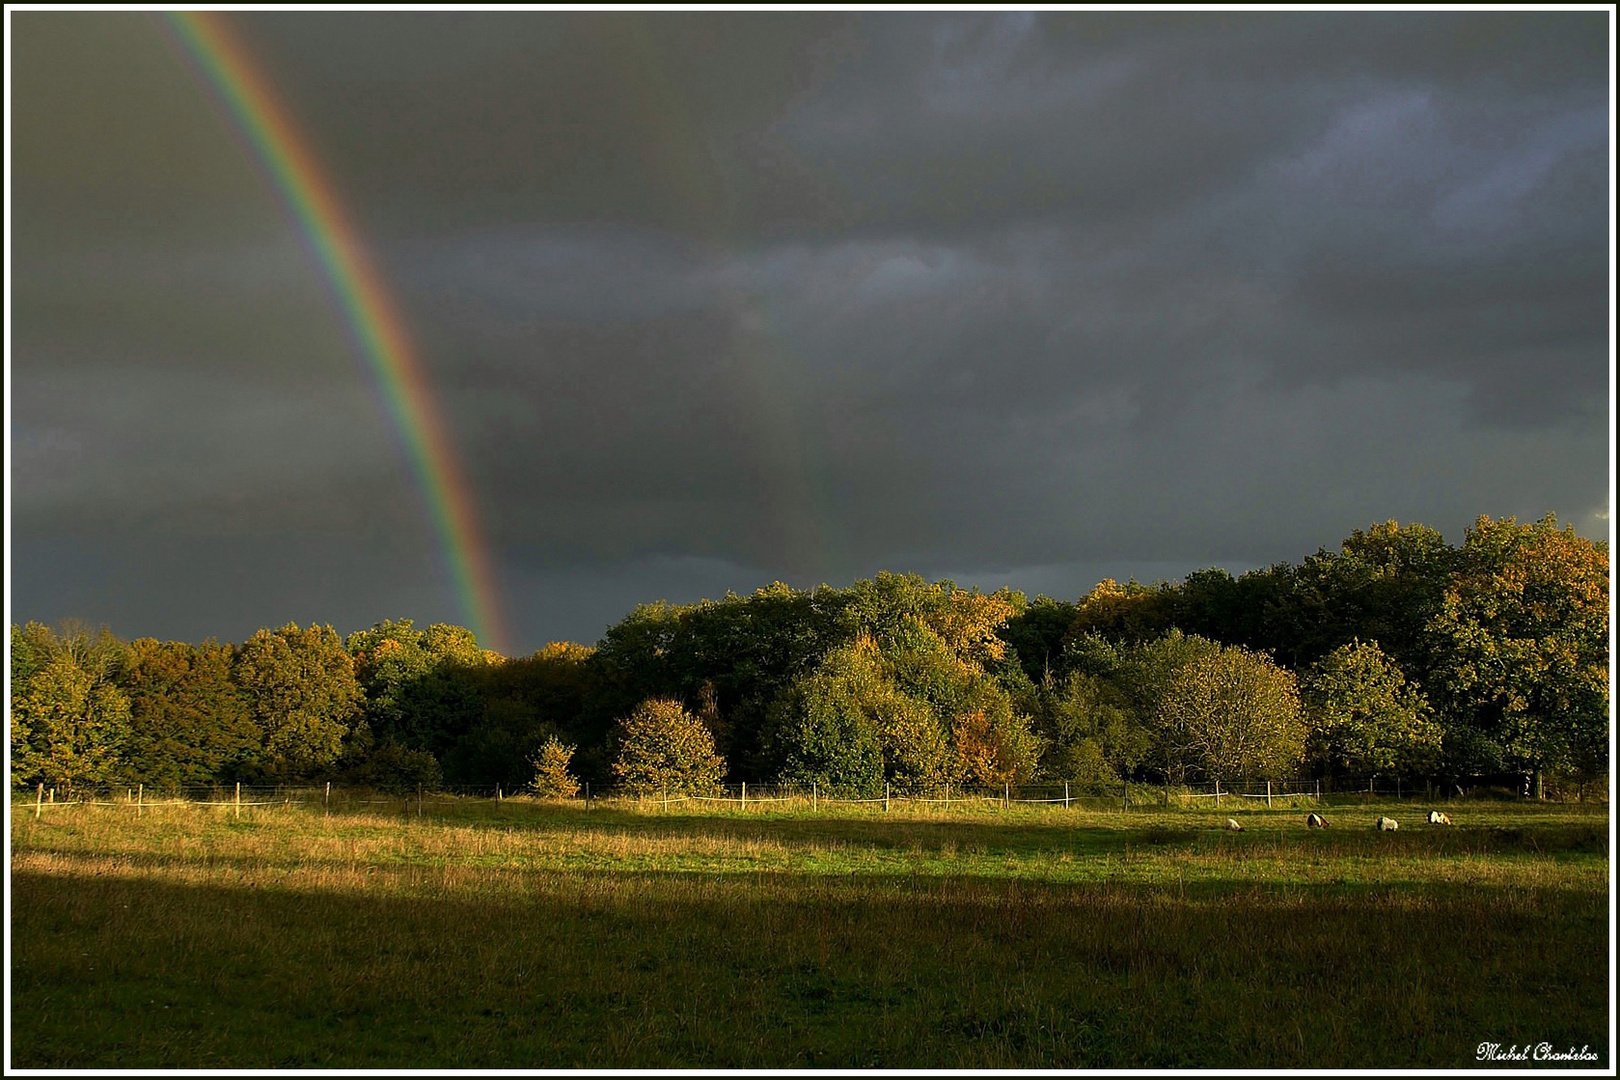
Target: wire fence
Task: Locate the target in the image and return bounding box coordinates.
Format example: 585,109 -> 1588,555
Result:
11,776 -> 1508,819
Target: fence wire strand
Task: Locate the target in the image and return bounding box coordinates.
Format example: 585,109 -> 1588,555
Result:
16,779 -> 1493,818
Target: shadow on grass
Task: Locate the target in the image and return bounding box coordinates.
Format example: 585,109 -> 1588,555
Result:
10,864 -> 1608,1070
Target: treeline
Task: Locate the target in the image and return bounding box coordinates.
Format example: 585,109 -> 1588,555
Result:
9,514 -> 1610,799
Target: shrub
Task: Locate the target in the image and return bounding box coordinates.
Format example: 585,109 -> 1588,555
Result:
529,735 -> 581,799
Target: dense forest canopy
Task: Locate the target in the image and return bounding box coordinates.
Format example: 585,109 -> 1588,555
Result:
10,515 -> 1610,798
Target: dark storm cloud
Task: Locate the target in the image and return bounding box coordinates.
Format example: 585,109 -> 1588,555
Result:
9,10 -> 1610,652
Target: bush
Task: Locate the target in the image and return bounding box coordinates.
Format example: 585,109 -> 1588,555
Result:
342,738 -> 443,795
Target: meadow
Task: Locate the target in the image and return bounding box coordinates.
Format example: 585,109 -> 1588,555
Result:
9,793 -> 1610,1069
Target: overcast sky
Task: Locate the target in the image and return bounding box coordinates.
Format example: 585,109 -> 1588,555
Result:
8,9 -> 1612,655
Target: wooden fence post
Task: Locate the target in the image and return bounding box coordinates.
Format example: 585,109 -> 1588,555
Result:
813,781 -> 818,812
325,781 -> 331,814
1122,779 -> 1128,811
1214,778 -> 1221,805
945,781 -> 950,811
35,783 -> 43,820
885,781 -> 890,813
663,786 -> 668,812
235,781 -> 241,819
138,783 -> 143,817
1064,781 -> 1070,809
1266,780 -> 1272,809
741,781 -> 746,812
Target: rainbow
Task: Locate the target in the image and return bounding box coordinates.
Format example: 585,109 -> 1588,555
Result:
161,12 -> 510,654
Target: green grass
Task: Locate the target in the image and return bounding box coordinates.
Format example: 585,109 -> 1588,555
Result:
9,796 -> 1610,1068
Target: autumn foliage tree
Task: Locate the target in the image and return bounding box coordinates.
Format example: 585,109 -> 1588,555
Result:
530,735 -> 581,799
1428,514 -> 1609,793
8,515 -> 1604,798
610,698 -> 726,795
120,638 -> 259,787
1157,641 -> 1304,783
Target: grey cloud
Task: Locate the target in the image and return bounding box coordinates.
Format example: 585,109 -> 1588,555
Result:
9,10 -> 1609,652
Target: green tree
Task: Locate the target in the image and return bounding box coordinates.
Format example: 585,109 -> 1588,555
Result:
610,698 -> 726,795
844,572 -> 1023,666
9,622 -> 132,790
1112,630 -> 1223,781
233,623 -> 362,780
884,620 -> 1040,791
997,595 -> 1079,684
120,638 -> 260,787
346,619 -> 491,761
1303,640 -> 1441,784
1031,672 -> 1147,789
445,641 -> 597,790
1428,514 -> 1609,794
770,638 -> 889,796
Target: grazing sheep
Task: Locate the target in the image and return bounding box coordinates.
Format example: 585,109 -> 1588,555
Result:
1225,818 -> 1244,832
1375,816 -> 1399,832
1427,810 -> 1453,825
1306,812 -> 1329,828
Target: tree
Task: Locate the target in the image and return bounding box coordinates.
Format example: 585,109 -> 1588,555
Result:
346,619 -> 491,761
120,638 -> 260,787
771,638 -> 889,796
952,704 -> 1042,787
1031,671 -> 1147,790
233,623 -> 362,780
445,641 -> 596,790
10,622 -> 132,789
1069,578 -> 1177,644
844,572 -> 1022,666
998,595 -> 1080,684
1157,643 -> 1304,783
347,619 -> 433,738
1428,514 -> 1609,794
610,698 -> 726,795
883,619 -> 1040,791
1111,630 -> 1223,781
1303,640 -> 1441,784
529,735 -> 581,799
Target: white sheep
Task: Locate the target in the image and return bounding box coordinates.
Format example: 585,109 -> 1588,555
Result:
1225,818 -> 1244,832
1375,816 -> 1399,831
1427,810 -> 1453,825
1305,812 -> 1329,828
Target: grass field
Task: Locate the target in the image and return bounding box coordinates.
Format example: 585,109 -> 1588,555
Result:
9,794 -> 1611,1069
